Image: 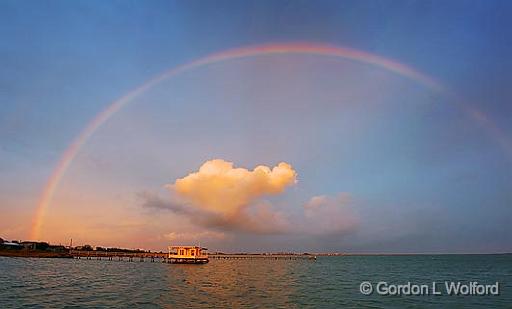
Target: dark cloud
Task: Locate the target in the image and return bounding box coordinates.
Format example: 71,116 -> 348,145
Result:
138,191 -> 191,214
138,191 -> 289,234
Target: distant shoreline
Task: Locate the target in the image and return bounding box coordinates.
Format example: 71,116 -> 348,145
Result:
213,252 -> 512,256
0,250 -> 509,259
2,237 -> 510,259
315,252 -> 512,256
0,250 -> 72,258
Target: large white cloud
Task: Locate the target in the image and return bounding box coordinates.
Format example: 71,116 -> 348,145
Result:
142,159 -> 358,238
164,159 -> 297,233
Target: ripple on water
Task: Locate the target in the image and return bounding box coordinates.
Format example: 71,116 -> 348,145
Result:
0,255 -> 511,308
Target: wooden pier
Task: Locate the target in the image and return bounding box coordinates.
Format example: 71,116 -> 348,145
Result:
210,254 -> 316,260
69,250 -> 316,262
70,250 -> 167,262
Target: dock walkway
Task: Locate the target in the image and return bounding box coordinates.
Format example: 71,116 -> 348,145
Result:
69,251 -> 316,262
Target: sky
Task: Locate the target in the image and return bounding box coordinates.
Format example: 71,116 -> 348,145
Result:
1,0 -> 511,253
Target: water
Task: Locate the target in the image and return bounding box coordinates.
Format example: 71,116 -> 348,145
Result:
0,255 -> 510,308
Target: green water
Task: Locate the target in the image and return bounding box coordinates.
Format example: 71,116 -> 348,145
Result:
0,255 -> 510,308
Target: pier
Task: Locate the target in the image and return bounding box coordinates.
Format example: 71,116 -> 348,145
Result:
69,250 -> 316,262
70,250 -> 167,262
210,254 -> 316,260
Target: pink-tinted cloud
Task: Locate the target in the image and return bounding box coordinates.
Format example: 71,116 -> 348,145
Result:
141,160 -> 358,238
302,193 -> 358,235
162,159 -> 296,234
163,231 -> 228,244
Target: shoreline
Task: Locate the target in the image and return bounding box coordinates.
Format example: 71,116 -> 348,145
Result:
0,250 -> 72,258
1,250 -> 509,259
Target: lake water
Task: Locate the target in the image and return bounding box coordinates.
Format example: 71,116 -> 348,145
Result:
1,255 -> 511,308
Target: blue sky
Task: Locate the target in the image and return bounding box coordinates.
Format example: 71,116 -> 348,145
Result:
1,0 -> 511,252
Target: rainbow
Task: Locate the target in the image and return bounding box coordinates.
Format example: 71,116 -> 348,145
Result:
30,42 -> 512,240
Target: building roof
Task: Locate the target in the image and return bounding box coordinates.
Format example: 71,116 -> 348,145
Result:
170,245 -> 207,250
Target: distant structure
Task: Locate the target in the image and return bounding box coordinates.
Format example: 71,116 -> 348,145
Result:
0,239 -> 70,258
167,245 -> 209,264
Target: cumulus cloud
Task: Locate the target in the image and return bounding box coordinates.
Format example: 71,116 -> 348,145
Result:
139,159 -> 358,240
168,159 -> 297,215
302,193 -> 358,235
155,159 -> 297,234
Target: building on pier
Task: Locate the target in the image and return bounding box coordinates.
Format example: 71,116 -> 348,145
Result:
168,245 -> 209,264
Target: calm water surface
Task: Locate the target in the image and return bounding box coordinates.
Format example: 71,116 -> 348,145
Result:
0,255 -> 510,308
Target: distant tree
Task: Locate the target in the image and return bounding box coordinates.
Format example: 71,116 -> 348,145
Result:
95,246 -> 106,251
82,244 -> 93,251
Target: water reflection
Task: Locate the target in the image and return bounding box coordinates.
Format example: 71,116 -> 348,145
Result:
161,259 -> 308,308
